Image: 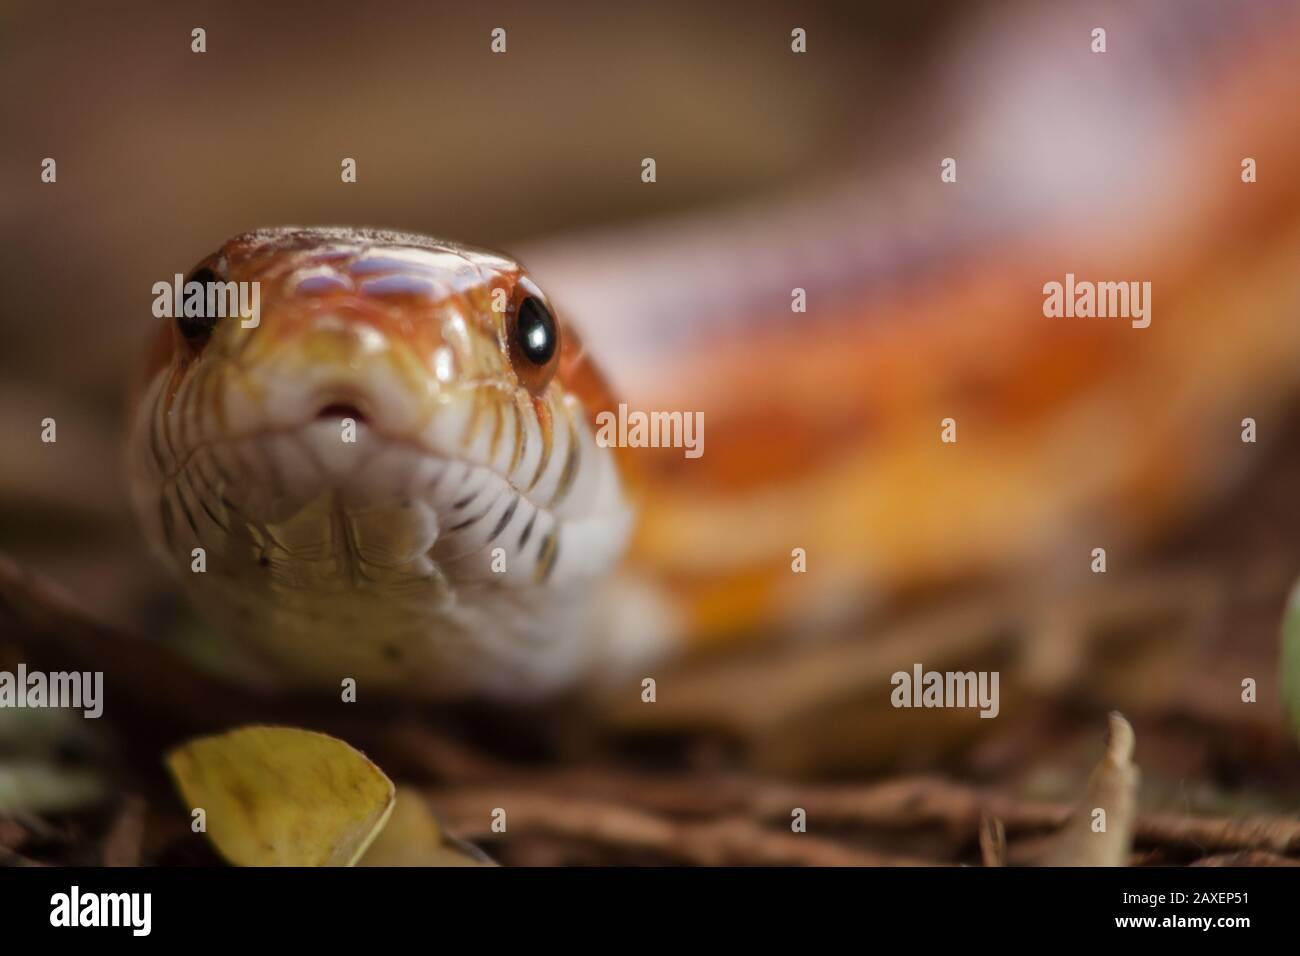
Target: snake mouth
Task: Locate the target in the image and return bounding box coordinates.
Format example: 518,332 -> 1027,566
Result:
314,401 -> 369,424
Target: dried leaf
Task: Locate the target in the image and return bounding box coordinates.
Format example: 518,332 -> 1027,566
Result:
1039,712 -> 1139,866
359,787 -> 496,867
1280,579 -> 1300,741
166,725 -> 395,867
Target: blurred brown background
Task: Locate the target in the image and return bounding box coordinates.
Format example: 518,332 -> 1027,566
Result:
0,0 -> 963,395
0,0 -> 968,582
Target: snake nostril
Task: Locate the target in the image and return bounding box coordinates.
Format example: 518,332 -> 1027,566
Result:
315,402 -> 368,424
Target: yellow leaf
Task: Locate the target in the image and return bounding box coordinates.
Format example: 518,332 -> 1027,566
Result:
166,725 -> 395,867
360,786 -> 496,866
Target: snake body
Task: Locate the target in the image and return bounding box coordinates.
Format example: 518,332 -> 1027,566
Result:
129,5 -> 1300,697
128,228 -> 637,698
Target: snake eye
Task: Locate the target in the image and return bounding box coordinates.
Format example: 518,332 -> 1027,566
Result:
176,265 -> 219,345
517,297 -> 557,365
507,281 -> 561,395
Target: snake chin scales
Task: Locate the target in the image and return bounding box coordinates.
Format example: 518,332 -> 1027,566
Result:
127,228 -> 660,700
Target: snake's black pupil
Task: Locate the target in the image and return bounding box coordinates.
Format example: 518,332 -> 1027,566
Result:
177,266 -> 219,343
517,296 -> 557,365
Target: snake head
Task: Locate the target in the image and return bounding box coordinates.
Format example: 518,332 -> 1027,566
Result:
128,227 -> 635,698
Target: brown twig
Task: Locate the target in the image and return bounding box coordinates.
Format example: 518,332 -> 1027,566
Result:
100,795 -> 146,867
6,549 -> 1300,867
0,552 -> 273,745
1191,851 -> 1300,866
979,815 -> 1006,867
0,552 -> 515,783
433,790 -> 930,866
430,769 -> 1300,864
0,845 -> 47,867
